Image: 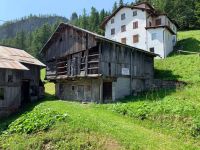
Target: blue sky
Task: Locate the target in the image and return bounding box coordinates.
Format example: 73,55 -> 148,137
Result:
0,0 -> 134,23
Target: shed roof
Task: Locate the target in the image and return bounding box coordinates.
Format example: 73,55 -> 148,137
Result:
0,45 -> 46,70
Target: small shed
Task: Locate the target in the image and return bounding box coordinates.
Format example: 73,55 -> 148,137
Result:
0,45 -> 46,118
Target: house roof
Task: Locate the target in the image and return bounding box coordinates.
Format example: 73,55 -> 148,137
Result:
0,45 -> 46,70
146,25 -> 176,35
41,23 -> 157,57
100,2 -> 178,29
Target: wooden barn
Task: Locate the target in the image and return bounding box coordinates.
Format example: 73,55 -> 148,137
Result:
0,45 -> 45,118
41,23 -> 157,103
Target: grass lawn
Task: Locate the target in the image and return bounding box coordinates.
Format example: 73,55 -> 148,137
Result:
0,31 -> 200,150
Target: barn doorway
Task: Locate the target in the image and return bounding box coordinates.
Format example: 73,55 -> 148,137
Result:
103,82 -> 112,101
21,80 -> 30,105
77,85 -> 84,101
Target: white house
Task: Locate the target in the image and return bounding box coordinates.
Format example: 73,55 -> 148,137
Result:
101,2 -> 178,58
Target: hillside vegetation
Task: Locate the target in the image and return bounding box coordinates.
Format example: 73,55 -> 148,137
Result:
0,31 -> 200,150
0,15 -> 68,40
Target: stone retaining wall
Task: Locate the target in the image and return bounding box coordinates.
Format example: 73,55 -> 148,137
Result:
152,79 -> 187,90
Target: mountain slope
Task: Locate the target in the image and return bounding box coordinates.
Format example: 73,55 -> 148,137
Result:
0,15 -> 68,40
0,30 -> 200,150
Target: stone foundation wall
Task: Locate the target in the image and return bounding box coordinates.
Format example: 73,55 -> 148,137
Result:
152,79 -> 187,90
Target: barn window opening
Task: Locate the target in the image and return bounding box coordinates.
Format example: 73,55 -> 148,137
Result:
59,37 -> 63,42
0,88 -> 4,100
59,84 -> 64,95
72,85 -> 75,91
108,62 -> 111,76
8,75 -> 13,82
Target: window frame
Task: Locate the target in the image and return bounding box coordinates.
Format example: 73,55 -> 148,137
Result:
121,13 -> 126,20
133,21 -> 138,29
111,18 -> 114,24
111,28 -> 115,35
133,11 -> 137,17
155,18 -> 162,26
121,25 -> 126,32
121,38 -> 127,44
133,34 -> 139,43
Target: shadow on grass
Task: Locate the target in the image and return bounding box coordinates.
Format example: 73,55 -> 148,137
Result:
0,92 -> 56,134
154,69 -> 182,81
118,88 -> 177,103
176,38 -> 200,53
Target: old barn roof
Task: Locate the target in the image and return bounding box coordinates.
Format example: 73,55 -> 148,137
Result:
0,45 -> 45,70
41,23 -> 157,57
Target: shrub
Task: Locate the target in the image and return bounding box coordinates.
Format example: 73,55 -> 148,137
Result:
6,108 -> 69,134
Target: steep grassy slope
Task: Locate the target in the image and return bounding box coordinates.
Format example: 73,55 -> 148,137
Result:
0,31 -> 200,150
177,30 -> 200,52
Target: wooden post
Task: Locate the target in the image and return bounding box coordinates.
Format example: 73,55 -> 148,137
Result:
99,78 -> 103,103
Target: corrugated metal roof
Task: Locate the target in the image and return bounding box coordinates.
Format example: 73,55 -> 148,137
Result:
0,46 -> 46,70
0,56 -> 29,70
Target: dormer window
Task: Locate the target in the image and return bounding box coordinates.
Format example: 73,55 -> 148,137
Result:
133,11 -> 137,16
111,18 -> 114,24
121,13 -> 126,20
156,18 -> 161,26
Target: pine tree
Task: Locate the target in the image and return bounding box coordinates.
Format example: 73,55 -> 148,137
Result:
112,1 -> 118,12
119,0 -> 124,6
70,12 -> 78,21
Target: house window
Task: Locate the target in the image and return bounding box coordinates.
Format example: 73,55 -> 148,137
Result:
168,21 -> 170,27
152,33 -> 157,40
111,18 -> 114,24
133,21 -> 138,29
111,28 -> 115,35
133,11 -> 137,16
121,13 -> 126,20
0,88 -> 4,100
121,38 -> 126,44
150,47 -> 155,52
8,75 -> 13,82
121,25 -> 126,32
133,35 -> 139,43
156,18 -> 161,26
